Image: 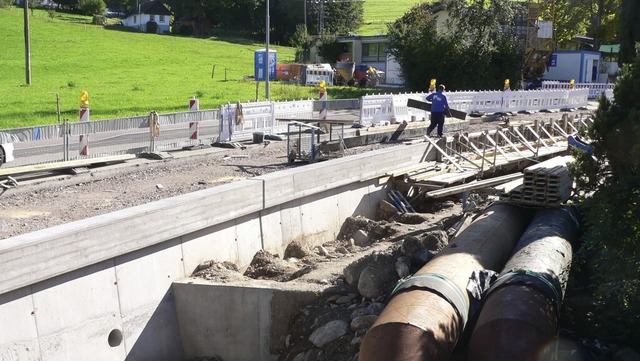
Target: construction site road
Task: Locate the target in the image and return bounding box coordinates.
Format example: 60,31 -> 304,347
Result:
0,110 -> 592,241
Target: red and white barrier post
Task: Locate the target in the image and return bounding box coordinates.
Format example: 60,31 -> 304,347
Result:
79,90 -> 90,122
189,122 -> 199,140
189,97 -> 199,112
79,134 -> 88,156
319,80 -> 328,132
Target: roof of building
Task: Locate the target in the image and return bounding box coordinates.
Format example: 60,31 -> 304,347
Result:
599,44 -> 620,54
134,1 -> 172,16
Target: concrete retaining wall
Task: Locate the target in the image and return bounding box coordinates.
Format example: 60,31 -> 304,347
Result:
0,142 -> 435,361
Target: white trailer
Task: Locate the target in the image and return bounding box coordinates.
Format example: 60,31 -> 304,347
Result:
544,50 -> 602,83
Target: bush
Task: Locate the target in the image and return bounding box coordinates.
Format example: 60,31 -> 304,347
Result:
78,0 -> 105,16
146,20 -> 158,34
0,0 -> 12,9
92,15 -> 105,25
571,51 -> 640,347
176,24 -> 193,36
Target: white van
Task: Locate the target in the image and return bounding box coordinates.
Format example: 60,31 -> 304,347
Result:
0,133 -> 15,167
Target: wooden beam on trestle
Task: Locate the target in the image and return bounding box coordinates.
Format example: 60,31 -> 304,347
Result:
481,132 -> 512,163
497,130 -> 529,158
539,125 -> 561,147
424,136 -> 465,172
525,125 -> 552,152
511,127 -> 537,155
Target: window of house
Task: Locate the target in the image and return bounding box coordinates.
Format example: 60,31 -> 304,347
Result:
134,15 -> 137,23
362,42 -> 387,62
150,14 -> 155,22
159,15 -> 165,23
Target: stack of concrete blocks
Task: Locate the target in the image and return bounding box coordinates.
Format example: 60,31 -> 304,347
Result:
499,155 -> 574,206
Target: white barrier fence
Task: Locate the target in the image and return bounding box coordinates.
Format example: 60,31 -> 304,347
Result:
542,81 -> 615,99
360,88 -> 591,126
360,94 -> 394,125
1,83 -> 611,168
220,100 -> 314,142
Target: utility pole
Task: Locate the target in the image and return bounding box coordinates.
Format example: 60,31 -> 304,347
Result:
23,0 -> 32,85
304,0 -> 307,34
265,0 -> 270,100
319,0 -> 324,34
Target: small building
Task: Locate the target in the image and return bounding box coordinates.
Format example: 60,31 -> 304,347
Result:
122,1 -> 172,34
599,44 -> 620,81
308,34 -> 400,84
544,50 -> 602,83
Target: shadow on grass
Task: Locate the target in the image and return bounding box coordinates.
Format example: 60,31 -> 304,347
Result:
206,29 -> 260,46
56,15 -> 92,24
104,24 -> 145,34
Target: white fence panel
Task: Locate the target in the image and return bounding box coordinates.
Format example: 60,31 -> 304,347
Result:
542,81 -> 615,99
389,93 -> 420,123
220,101 -> 274,142
273,99 -> 314,133
566,88 -> 589,108
360,94 -> 394,126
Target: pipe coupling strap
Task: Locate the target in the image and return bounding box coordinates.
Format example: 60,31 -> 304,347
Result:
391,273 -> 469,327
488,270 -> 562,317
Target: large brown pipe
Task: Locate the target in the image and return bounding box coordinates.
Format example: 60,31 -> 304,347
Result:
468,206 -> 580,361
359,202 -> 532,361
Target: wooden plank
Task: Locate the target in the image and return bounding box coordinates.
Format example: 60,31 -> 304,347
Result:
407,98 -> 467,120
0,154 -> 136,177
426,173 -> 524,198
422,169 -> 478,185
387,161 -> 437,178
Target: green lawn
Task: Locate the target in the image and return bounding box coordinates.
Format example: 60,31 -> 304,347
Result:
0,2 -> 412,129
0,8 -> 314,128
359,0 -> 425,35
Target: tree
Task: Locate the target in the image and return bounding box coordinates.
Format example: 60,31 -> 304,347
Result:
585,0 -> 619,49
78,0 -> 106,15
317,33 -> 347,63
52,0 -> 79,9
569,50 -> 640,347
619,0 -> 640,65
540,0 -> 588,47
387,1 -> 524,91
290,24 -> 313,62
386,3 -> 438,89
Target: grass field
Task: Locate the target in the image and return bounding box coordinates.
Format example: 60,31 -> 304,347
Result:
0,2 -> 412,129
359,0 -> 425,35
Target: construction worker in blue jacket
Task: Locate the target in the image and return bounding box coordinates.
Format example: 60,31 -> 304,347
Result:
426,84 -> 450,137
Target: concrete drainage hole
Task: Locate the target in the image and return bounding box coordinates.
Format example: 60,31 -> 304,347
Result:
108,329 -> 123,347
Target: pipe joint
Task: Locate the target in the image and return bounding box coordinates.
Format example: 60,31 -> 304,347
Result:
391,273 -> 469,327
487,270 -> 562,317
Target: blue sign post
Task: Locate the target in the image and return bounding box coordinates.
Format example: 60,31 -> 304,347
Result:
254,49 -> 277,81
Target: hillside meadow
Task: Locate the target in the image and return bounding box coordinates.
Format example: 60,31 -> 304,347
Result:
360,0 -> 424,35
0,1 -> 418,129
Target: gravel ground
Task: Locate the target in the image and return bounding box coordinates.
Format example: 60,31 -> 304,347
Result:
0,137 -> 398,239
0,110 -> 587,240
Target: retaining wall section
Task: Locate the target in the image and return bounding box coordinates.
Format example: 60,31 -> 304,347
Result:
0,142 -> 434,361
